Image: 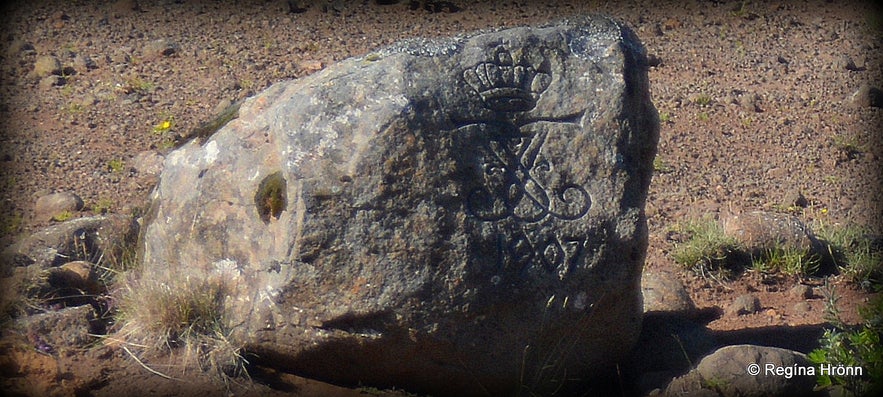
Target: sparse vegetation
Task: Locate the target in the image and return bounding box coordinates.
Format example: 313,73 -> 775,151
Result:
653,156 -> 673,173
114,272 -> 248,382
808,282 -> 883,397
673,216 -> 828,280
816,223 -> 883,291
693,93 -> 712,107
107,158 -> 125,173
51,210 -> 74,222
91,198 -> 115,214
671,217 -> 743,278
750,245 -> 821,278
832,133 -> 866,159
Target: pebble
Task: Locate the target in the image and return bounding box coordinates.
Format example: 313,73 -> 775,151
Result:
726,293 -> 760,316
34,191 -> 84,221
143,39 -> 180,58
641,271 -> 696,315
792,302 -> 812,313
33,55 -> 62,78
788,284 -> 813,300
850,84 -> 883,108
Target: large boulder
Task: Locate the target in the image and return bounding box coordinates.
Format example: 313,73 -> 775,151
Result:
138,15 -> 658,396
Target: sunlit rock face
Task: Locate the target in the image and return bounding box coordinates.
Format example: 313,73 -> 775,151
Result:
139,15 -> 658,396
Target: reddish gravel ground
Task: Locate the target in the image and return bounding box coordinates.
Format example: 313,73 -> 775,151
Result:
1,0 -> 881,396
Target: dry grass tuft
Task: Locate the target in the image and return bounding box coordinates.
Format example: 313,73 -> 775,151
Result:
111,270 -> 248,383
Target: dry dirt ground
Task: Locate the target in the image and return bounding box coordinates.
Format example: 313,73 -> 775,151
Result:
0,0 -> 881,396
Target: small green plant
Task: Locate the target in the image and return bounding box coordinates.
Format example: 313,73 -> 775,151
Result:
124,76 -> 154,94
52,210 -> 74,222
659,112 -> 672,123
816,224 -> 883,291
92,198 -> 115,214
693,94 -> 713,107
808,283 -> 883,396
671,217 -> 743,278
107,158 -> 125,173
730,0 -> 750,18
1,212 -> 23,235
653,156 -> 673,173
750,245 -> 821,278
697,112 -> 710,121
832,134 -> 866,159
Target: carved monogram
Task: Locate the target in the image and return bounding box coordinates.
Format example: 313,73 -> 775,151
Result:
456,46 -> 591,280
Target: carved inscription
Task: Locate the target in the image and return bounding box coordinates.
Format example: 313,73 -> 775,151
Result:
456,46 -> 591,280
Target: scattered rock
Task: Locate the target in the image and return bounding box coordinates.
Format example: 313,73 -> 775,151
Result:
739,92 -> 763,112
74,54 -> 98,71
783,190 -> 808,209
721,210 -> 821,254
788,284 -> 813,300
850,84 -> 883,108
110,0 -> 139,18
727,294 -> 761,316
138,16 -> 658,396
32,55 -> 62,78
131,150 -> 165,177
298,59 -> 324,73
0,214 -> 139,272
792,302 -> 811,313
836,55 -> 862,71
143,39 -> 179,58
38,75 -> 65,90
34,192 -> 84,222
642,270 -> 696,315
18,305 -> 98,351
664,345 -> 817,397
47,261 -> 100,294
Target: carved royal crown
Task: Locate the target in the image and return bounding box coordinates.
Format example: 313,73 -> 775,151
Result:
463,47 -> 552,112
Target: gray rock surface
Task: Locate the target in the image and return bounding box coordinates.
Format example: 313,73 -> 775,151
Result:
664,345 -> 817,397
34,191 -> 84,221
138,15 -> 658,396
721,210 -> 821,254
642,270 -> 695,314
727,293 -> 761,316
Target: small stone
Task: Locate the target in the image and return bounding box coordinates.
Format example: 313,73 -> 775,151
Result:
48,261 -> 100,293
33,55 -> 62,78
110,0 -> 139,17
19,305 -> 97,349
850,84 -> 883,108
74,54 -> 98,70
792,302 -> 811,313
836,55 -> 862,71
788,284 -> 813,300
298,59 -> 324,73
34,192 -> 84,221
727,294 -> 760,316
642,271 -> 695,315
143,39 -> 179,58
784,190 -> 808,209
38,75 -> 65,90
131,150 -> 165,177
